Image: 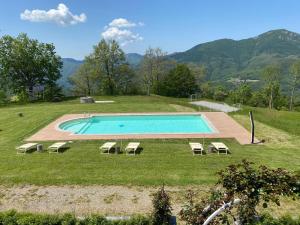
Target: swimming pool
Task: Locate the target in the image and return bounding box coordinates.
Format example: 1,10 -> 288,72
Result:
58,114 -> 215,135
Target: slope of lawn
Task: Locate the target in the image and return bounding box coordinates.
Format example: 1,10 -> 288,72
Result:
0,96 -> 299,186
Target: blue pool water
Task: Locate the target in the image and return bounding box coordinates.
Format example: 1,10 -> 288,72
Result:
59,115 -> 214,135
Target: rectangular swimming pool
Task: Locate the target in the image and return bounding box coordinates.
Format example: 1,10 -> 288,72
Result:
59,114 -> 215,135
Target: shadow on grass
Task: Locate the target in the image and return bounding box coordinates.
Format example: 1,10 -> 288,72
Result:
48,146 -> 70,154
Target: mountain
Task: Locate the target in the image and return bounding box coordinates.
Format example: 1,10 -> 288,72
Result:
126,53 -> 143,66
170,29 -> 300,83
59,29 -> 300,92
58,58 -> 83,90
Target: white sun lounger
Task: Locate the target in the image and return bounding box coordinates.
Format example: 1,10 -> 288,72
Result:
48,142 -> 67,153
16,143 -> 38,154
211,142 -> 229,154
125,142 -> 140,155
189,142 -> 204,155
100,142 -> 116,154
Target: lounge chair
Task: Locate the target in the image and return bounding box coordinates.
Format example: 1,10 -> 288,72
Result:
100,142 -> 116,154
48,142 -> 67,153
125,142 -> 140,155
189,142 -> 204,155
16,143 -> 38,154
211,142 -> 229,154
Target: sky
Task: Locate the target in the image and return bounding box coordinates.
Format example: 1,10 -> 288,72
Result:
1,0 -> 300,59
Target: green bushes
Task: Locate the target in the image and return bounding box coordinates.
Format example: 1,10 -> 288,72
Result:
255,214 -> 300,225
0,211 -> 151,225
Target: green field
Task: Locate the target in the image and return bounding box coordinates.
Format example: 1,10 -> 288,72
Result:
0,96 -> 299,186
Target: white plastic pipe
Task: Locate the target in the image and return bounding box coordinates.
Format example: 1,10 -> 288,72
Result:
203,199 -> 241,225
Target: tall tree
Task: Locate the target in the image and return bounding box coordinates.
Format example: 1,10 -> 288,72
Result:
162,64 -> 197,97
262,66 -> 281,109
140,47 -> 172,95
0,33 -> 62,100
92,39 -> 125,95
289,60 -> 300,111
115,63 -> 137,94
69,56 -> 100,96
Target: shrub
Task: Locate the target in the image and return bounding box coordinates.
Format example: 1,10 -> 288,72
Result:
0,210 -> 151,225
179,160 -> 300,225
255,214 -> 300,225
152,185 -> 172,225
0,90 -> 7,104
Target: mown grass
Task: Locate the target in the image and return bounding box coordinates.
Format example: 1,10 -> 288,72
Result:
0,96 -> 299,186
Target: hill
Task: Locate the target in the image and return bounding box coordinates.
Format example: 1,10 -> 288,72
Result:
59,29 -> 300,92
58,58 -> 83,91
126,53 -> 143,66
170,29 -> 300,83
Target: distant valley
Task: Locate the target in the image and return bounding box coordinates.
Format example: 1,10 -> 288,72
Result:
60,29 -> 300,91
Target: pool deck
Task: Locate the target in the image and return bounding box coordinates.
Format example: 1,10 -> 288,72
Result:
26,112 -> 254,145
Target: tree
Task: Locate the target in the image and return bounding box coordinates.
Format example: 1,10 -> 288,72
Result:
162,64 -> 197,97
140,47 -> 173,95
187,63 -> 207,87
213,86 -> 228,101
69,56 -> 100,96
115,63 -> 138,94
92,39 -> 125,95
0,33 -> 62,100
262,66 -> 281,109
229,84 -> 252,105
152,185 -> 172,225
179,160 -> 299,225
289,61 -> 300,111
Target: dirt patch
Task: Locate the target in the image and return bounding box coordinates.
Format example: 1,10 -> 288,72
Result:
0,185 -> 205,216
0,185 -> 298,219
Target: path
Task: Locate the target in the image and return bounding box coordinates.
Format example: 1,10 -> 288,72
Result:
190,101 -> 240,112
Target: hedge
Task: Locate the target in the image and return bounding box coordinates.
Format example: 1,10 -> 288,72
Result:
0,211 -> 151,225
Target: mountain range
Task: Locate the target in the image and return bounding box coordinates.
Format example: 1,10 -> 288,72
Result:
59,29 -> 300,90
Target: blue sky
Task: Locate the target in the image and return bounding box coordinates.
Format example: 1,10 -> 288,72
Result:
1,0 -> 300,59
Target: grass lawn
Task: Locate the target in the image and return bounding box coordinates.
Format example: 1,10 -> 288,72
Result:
0,95 -> 299,186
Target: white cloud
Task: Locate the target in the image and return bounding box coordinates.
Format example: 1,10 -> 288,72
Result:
109,18 -> 136,28
102,27 -> 143,46
20,3 -> 87,26
102,18 -> 144,46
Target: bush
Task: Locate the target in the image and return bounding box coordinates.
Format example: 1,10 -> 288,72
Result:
255,214 -> 300,225
152,185 -> 172,225
0,210 -> 151,225
0,90 -> 7,104
44,84 -> 64,102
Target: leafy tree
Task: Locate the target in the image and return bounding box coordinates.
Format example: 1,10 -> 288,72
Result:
152,185 -> 172,225
162,64 -> 197,97
140,47 -> 173,95
43,84 -> 64,102
262,66 -> 281,109
262,82 -> 286,109
179,160 -> 299,225
0,33 -> 62,100
289,60 -> 300,110
200,82 -> 214,99
249,91 -> 268,107
69,56 -> 100,96
213,86 -> 228,101
92,39 -> 125,95
187,63 -> 207,87
115,63 -> 138,94
229,84 -> 252,105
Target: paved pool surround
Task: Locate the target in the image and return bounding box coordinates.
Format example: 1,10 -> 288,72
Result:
26,112 -> 253,145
